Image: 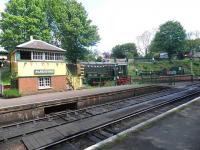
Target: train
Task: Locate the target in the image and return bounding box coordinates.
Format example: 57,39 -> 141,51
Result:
67,59 -> 130,86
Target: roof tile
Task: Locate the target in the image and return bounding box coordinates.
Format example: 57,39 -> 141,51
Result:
16,40 -> 66,52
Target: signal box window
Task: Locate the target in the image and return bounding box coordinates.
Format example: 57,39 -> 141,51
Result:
20,51 -> 31,60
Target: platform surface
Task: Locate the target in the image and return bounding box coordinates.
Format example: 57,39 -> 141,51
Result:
0,84 -> 147,110
0,81 -> 197,111
101,97 -> 200,150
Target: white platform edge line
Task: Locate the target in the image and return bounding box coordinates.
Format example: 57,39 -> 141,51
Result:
85,96 -> 200,150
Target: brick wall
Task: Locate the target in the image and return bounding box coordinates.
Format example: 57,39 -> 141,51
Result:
18,76 -> 67,95
51,76 -> 67,91
18,77 -> 38,95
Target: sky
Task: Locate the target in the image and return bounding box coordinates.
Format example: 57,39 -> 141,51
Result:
1,0 -> 200,54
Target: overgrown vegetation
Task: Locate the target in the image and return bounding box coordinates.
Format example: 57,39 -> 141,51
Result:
3,89 -> 21,98
129,59 -> 200,77
1,69 -> 11,85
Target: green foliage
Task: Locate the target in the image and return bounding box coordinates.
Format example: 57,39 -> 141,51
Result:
10,72 -> 18,88
183,38 -> 200,52
131,59 -> 200,76
149,21 -> 186,59
0,0 -> 51,51
1,69 -> 11,85
3,89 -> 21,98
46,0 -> 100,63
96,56 -> 103,62
1,0 -> 100,63
84,50 -> 100,62
111,43 -> 138,59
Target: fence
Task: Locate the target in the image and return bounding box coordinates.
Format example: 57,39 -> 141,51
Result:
132,74 -> 195,84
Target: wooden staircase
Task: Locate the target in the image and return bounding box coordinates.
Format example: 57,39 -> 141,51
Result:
66,68 -> 74,90
66,67 -> 82,90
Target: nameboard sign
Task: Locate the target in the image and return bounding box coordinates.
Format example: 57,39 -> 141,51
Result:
167,71 -> 176,75
34,69 -> 55,75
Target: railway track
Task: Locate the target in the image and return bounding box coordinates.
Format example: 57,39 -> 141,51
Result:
43,86 -> 200,150
0,83 -> 199,150
0,87 -> 180,141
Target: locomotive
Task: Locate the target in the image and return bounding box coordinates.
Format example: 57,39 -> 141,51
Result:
79,59 -> 129,86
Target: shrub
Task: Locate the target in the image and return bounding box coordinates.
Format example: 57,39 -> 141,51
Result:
3,89 -> 21,98
1,69 -> 11,85
10,72 -> 18,88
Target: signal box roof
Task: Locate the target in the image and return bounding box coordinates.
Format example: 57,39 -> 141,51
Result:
16,39 -> 66,52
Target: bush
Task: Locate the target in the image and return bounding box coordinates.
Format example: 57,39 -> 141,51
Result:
1,69 -> 11,85
10,72 -> 18,88
3,89 -> 21,98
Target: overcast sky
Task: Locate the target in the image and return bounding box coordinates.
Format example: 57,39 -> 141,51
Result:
1,0 -> 200,53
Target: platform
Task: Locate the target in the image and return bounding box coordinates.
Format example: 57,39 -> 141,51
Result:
0,84 -> 169,125
0,84 -> 145,110
0,82 -> 197,125
0,82 -> 196,110
99,96 -> 200,150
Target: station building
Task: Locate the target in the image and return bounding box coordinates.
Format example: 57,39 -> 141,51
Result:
11,38 -> 67,95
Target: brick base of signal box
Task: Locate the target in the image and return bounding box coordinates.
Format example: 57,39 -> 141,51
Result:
18,76 -> 67,95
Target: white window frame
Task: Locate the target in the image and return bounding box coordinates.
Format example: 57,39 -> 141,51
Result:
31,51 -> 64,61
32,51 -> 44,60
38,77 -> 51,89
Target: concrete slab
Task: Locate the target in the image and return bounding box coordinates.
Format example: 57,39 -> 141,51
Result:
0,82 -> 196,111
95,97 -> 200,150
0,85 -> 144,110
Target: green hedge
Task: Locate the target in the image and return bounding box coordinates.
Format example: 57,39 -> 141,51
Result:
3,89 -> 21,98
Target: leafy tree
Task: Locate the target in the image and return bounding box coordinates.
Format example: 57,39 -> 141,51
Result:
1,0 -> 100,63
102,52 -> 111,59
149,21 -> 186,59
46,0 -> 100,63
183,38 -> 200,52
111,43 -> 138,59
96,56 -> 102,62
0,0 -> 51,51
84,49 -> 98,61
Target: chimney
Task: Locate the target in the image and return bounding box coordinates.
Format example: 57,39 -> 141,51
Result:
30,36 -> 33,41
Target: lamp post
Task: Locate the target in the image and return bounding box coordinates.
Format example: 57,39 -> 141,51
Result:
0,69 -> 3,94
190,58 -> 193,75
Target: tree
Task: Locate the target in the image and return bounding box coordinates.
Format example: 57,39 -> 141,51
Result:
84,49 -> 99,61
1,0 -> 100,63
111,43 -> 138,59
46,0 -> 100,63
102,52 -> 111,59
96,56 -> 102,62
136,30 -> 154,57
183,38 -> 200,52
149,21 -> 186,59
0,0 -> 51,51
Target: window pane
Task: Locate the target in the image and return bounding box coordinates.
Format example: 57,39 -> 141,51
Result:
39,77 -> 51,88
20,51 -> 31,60
33,52 -> 43,60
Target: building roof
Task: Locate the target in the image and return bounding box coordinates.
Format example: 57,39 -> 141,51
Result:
16,39 -> 66,52
0,47 -> 8,53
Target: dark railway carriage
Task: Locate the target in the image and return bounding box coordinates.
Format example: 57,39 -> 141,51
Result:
80,61 -> 129,86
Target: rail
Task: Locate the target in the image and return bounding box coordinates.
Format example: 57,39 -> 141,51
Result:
20,84 -> 200,149
0,83 -> 199,150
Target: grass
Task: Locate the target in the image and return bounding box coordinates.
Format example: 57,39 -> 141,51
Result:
129,58 -> 200,76
3,88 -> 21,98
1,68 -> 11,85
